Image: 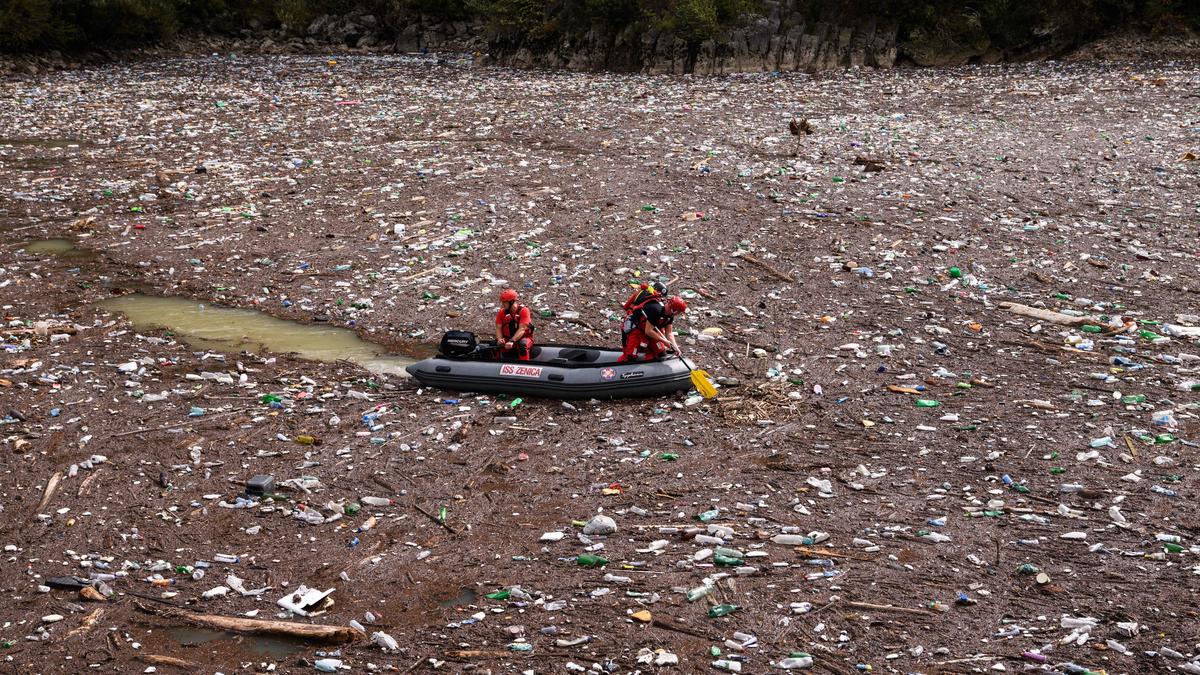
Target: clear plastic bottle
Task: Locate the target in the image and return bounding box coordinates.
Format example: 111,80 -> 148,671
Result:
686,584 -> 713,602
779,655 -> 814,669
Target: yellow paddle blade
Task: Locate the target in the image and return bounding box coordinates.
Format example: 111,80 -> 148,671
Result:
691,368 -> 718,399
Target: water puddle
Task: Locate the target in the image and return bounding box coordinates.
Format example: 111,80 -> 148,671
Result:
20,238 -> 93,258
166,627 -> 306,658
99,294 -> 418,374
438,587 -> 478,608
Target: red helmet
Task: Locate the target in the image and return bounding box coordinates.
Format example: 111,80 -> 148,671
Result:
666,296 -> 688,314
499,288 -> 518,302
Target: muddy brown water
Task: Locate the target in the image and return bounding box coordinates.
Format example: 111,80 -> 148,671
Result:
99,294 -> 417,374
20,238 -> 92,258
436,587 -> 478,608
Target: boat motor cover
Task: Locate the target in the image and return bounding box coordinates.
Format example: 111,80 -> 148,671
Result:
439,330 -> 477,357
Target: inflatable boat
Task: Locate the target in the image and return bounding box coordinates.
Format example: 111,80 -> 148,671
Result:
405,333 -> 695,399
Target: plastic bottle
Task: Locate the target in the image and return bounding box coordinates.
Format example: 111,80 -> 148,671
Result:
779,655 -> 814,669
708,604 -> 740,617
372,631 -> 399,651
360,496 -> 393,507
1152,410 -> 1178,428
295,434 -> 320,445
576,554 -> 607,567
915,399 -> 940,408
686,584 -> 713,602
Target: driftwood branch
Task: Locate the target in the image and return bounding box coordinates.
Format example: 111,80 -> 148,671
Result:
144,604 -> 357,643
415,503 -> 458,534
845,600 -> 935,616
108,407 -> 248,439
35,471 -> 63,513
652,616 -> 716,640
998,302 -> 1100,328
139,654 -> 200,672
738,253 -> 795,283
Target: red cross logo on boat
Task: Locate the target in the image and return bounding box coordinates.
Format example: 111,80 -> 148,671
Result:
600,367 -> 616,380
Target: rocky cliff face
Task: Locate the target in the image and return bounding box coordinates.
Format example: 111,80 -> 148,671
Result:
492,10 -> 897,74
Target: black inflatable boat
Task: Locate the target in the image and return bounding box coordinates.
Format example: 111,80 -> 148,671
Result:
405,333 -> 694,399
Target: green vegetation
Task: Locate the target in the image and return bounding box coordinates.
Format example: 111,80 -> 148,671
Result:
1,0 -> 1197,56
892,0 -> 1200,60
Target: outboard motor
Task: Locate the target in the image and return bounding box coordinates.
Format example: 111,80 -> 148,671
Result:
439,330 -> 477,357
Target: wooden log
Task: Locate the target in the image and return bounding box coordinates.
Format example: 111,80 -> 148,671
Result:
166,610 -> 357,643
66,608 -> 105,638
738,253 -> 795,283
998,301 -> 1098,327
139,654 -> 200,671
36,471 -> 63,513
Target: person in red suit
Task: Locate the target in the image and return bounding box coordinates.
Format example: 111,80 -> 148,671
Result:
494,288 -> 534,360
618,295 -> 687,362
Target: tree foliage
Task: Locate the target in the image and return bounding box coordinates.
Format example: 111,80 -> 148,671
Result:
0,0 -> 1197,54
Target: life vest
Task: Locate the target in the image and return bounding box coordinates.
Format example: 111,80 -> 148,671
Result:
499,304 -> 535,340
622,297 -> 670,338
623,283 -> 664,314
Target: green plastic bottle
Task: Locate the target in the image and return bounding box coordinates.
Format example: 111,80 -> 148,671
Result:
708,604 -> 740,617
576,554 -> 608,567
915,399 -> 940,408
